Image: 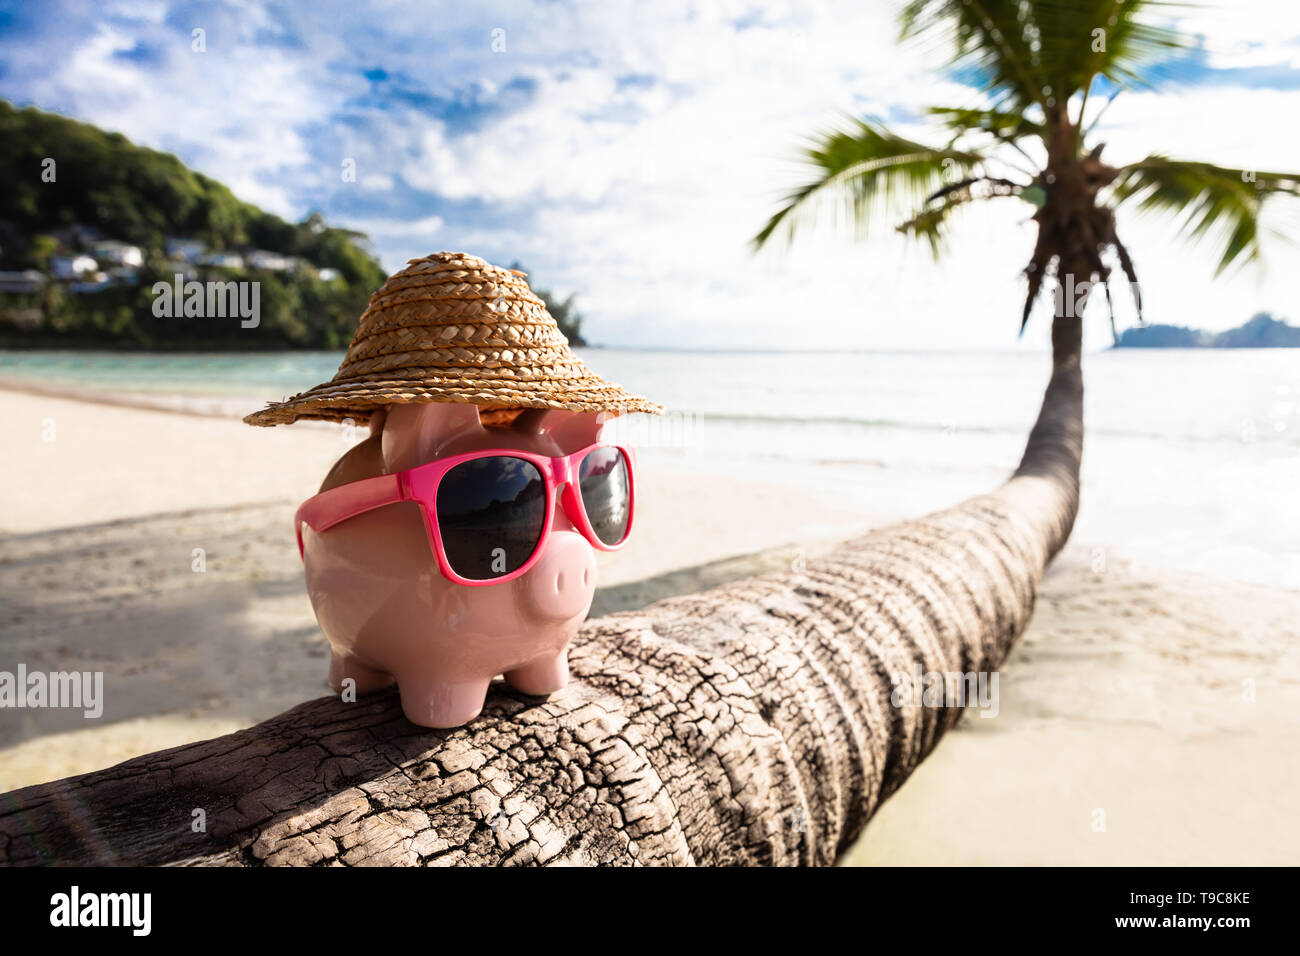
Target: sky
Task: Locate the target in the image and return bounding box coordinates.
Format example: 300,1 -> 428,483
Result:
1,0 -> 1299,351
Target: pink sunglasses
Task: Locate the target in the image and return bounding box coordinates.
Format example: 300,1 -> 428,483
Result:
295,442 -> 636,586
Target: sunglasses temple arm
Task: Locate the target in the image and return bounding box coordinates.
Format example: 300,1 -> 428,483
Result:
294,472 -> 409,561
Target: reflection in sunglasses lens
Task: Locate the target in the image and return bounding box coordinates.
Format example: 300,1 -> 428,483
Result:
436,457 -> 546,579
579,447 -> 631,546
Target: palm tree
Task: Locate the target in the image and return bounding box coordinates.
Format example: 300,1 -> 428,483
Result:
7,3 -> 1300,868
756,0 -> 1300,349
750,0 -> 1300,634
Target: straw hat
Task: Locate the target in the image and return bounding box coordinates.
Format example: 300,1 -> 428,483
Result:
243,252 -> 663,427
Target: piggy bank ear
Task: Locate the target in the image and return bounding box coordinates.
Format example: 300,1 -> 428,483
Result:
511,409 -> 608,449
319,431 -> 385,492
381,401 -> 485,472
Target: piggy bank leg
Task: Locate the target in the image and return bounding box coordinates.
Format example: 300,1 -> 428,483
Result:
328,654 -> 394,695
504,649 -> 569,696
397,674 -> 492,728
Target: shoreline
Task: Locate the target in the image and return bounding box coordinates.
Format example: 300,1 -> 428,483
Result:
0,377 -> 276,422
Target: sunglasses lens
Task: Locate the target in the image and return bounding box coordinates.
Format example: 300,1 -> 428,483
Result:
578,447 -> 631,546
436,456 -> 546,580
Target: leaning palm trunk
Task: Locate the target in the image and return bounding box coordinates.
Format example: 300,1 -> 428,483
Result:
0,330 -> 1081,866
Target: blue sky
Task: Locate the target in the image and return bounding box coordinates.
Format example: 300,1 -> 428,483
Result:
2,0 -> 1299,349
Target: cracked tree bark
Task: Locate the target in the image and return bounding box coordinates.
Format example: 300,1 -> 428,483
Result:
0,326 -> 1082,866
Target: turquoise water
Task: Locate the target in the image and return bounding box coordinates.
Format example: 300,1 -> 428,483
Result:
2,347 -> 1297,454
0,350 -> 346,397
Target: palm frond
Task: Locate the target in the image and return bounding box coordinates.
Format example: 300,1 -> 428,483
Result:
901,0 -> 1045,109
897,201 -> 963,257
1113,157 -> 1300,274
897,177 -> 1023,257
752,119 -> 985,249
1032,0 -> 1190,96
929,105 -> 1044,145
902,1 -> 1192,110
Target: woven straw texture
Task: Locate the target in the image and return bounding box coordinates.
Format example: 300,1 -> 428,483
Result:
243,252 -> 663,427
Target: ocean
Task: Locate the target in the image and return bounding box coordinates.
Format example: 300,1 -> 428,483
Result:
2,346 -> 1296,449
2,347 -> 1297,587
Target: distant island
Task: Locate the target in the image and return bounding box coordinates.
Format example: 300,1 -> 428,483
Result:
1115,312 -> 1300,349
0,101 -> 586,349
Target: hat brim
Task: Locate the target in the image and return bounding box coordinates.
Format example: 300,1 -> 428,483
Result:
242,366 -> 663,426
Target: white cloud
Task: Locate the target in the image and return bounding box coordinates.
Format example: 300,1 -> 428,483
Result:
1175,1 -> 1300,69
346,213 -> 445,238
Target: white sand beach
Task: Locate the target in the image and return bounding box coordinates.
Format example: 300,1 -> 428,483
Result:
1,381 -> 1298,865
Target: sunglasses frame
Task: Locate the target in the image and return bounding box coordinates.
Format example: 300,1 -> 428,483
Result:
294,441 -> 636,586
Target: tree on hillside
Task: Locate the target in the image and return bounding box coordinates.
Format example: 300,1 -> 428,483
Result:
509,261 -> 588,346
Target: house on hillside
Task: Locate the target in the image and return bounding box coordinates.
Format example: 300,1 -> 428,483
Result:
50,255 -> 98,279
0,270 -> 47,294
90,240 -> 144,268
248,250 -> 294,271
69,274 -> 112,294
166,238 -> 207,262
199,251 -> 245,270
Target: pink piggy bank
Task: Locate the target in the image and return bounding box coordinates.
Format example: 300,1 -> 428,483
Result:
297,400 -> 633,728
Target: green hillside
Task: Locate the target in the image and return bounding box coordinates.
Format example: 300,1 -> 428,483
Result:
0,100 -> 388,348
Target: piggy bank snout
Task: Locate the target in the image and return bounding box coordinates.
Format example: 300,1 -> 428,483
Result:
522,530 -> 596,622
